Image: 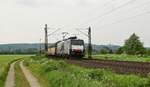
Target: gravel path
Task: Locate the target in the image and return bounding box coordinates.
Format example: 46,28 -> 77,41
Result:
4,62 -> 16,87
20,61 -> 42,87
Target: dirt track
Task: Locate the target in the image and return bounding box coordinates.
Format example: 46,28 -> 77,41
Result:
67,59 -> 150,76
4,62 -> 16,87
20,61 -> 42,87
4,61 -> 42,87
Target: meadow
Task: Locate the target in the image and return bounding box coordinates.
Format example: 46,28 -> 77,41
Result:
0,55 -> 31,87
92,54 -> 150,62
24,56 -> 150,87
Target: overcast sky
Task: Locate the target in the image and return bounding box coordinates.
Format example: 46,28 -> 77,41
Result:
0,0 -> 150,46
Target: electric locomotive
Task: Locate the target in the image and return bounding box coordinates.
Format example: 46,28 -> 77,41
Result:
48,37 -> 85,58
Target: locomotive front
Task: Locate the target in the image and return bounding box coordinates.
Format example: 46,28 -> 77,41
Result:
70,39 -> 85,57
51,37 -> 85,58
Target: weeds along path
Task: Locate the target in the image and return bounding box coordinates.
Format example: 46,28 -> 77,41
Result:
4,62 -> 16,87
15,61 -> 30,87
20,61 -> 42,87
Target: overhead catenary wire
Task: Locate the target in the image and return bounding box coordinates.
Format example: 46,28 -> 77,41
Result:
60,0 -> 137,30
59,0 -> 118,29
76,0 -> 137,27
76,28 -> 88,37
46,0 -> 138,32
75,0 -> 150,29
76,10 -> 150,43
89,0 -> 116,11
75,8 -> 150,46
45,0 -> 149,43
99,10 -> 150,27
84,1 -> 150,27
48,28 -> 61,36
121,1 -> 150,12
62,0 -> 137,42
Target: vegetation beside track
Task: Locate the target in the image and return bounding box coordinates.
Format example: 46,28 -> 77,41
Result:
15,61 -> 30,87
92,54 -> 150,62
0,55 -> 31,87
24,56 -> 150,87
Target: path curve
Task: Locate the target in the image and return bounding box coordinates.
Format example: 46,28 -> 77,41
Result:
20,61 -> 42,87
4,62 -> 16,87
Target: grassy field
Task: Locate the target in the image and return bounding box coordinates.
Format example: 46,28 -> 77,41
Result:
0,55 -> 32,87
92,54 -> 150,62
24,56 -> 150,87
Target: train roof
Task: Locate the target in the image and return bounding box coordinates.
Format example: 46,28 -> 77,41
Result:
63,36 -> 79,41
51,36 -> 84,45
48,36 -> 84,48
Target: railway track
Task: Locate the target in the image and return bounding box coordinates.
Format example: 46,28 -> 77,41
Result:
66,58 -> 150,76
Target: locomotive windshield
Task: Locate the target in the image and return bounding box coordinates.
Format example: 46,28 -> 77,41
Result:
71,40 -> 84,45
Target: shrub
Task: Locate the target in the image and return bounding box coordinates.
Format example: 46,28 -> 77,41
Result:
88,69 -> 106,81
0,63 -> 11,87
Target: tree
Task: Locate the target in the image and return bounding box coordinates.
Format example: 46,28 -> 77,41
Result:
109,49 -> 113,54
99,46 -> 112,54
100,49 -> 108,54
123,33 -> 145,55
145,49 -> 150,56
116,47 -> 124,54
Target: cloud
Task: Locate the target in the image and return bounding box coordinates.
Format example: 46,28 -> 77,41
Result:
14,0 -> 101,8
0,0 -> 150,46
15,0 -> 39,7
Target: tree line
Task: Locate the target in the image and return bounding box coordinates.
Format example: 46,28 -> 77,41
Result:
0,33 -> 149,55
99,33 -> 150,56
0,48 -> 38,54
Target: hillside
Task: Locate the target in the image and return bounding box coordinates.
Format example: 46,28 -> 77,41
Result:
0,43 -> 44,54
0,43 -> 120,54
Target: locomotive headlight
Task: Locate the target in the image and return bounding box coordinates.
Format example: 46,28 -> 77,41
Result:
73,49 -> 82,52
72,45 -> 84,51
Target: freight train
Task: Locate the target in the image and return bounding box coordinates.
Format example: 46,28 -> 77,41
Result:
47,37 -> 85,58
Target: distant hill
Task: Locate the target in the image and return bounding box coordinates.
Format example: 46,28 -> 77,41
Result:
0,43 -> 44,54
0,43 -> 40,50
0,43 -> 120,54
91,44 -> 120,52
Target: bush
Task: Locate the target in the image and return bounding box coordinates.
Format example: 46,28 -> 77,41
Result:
116,47 -> 124,54
0,62 -> 11,87
100,49 -> 109,54
88,69 -> 106,81
40,60 -> 68,74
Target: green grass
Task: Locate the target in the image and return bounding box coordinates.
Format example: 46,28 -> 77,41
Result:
15,61 -> 30,87
92,54 -> 150,62
24,56 -> 150,87
0,55 -> 32,87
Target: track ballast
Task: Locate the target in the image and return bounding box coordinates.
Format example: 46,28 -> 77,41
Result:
66,58 -> 150,76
